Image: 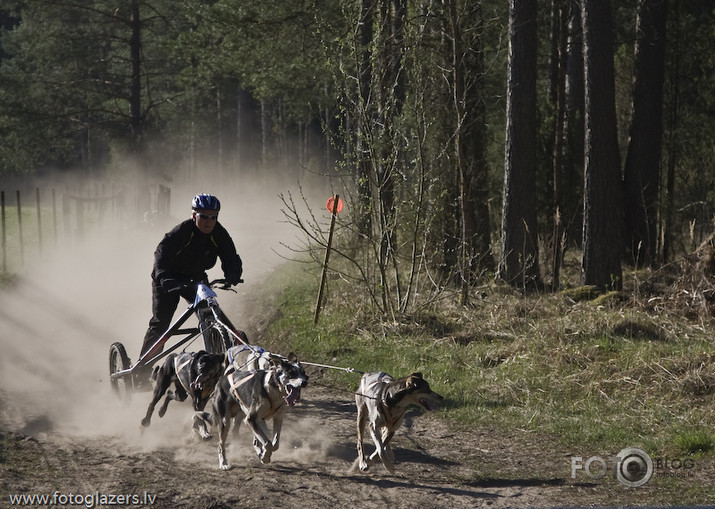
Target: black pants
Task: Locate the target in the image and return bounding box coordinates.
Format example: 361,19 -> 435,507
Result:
140,279 -> 196,357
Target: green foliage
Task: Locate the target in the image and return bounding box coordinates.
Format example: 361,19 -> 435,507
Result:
674,429 -> 715,455
0,1 -> 196,173
178,0 -> 339,119
0,0 -> 712,268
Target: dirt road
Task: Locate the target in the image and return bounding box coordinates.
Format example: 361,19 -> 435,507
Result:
6,370 -> 710,509
1,194 -> 711,508
1,382 -> 576,509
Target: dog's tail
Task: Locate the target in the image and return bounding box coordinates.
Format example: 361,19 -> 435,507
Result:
150,365 -> 161,382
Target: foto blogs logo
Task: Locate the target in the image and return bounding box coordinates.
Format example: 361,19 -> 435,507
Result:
571,447 -> 654,487
571,447 -> 697,487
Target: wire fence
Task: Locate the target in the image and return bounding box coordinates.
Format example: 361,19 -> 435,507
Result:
0,183 -> 171,272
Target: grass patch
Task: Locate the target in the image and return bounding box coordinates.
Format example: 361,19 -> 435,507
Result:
674,429 -> 715,455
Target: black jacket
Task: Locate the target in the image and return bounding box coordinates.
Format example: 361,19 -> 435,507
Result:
152,219 -> 242,284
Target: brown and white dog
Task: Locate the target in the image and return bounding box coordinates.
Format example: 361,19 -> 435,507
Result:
140,350 -> 226,439
355,371 -> 443,474
203,352 -> 309,470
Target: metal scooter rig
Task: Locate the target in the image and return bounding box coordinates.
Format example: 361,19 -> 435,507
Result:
109,280 -> 247,398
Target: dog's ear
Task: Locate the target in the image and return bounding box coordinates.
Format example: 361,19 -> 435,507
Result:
288,352 -> 298,363
267,353 -> 284,367
406,372 -> 424,388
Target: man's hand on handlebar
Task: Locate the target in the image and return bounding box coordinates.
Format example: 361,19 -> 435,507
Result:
226,272 -> 243,287
209,278 -> 243,291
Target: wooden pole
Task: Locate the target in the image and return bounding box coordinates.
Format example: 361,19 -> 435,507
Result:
62,191 -> 71,239
314,195 -> 340,324
76,194 -> 84,239
52,188 -> 58,244
16,190 -> 24,265
1,191 -> 6,272
36,187 -> 43,253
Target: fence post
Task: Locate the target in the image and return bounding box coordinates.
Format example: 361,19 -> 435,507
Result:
36,187 -> 43,253
1,191 -> 6,272
76,197 -> 84,239
52,188 -> 58,245
62,191 -> 71,239
16,190 -> 24,265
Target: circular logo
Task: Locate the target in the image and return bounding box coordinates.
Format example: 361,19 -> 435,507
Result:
616,447 -> 654,487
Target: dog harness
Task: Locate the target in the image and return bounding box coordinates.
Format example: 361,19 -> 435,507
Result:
225,345 -> 266,375
361,373 -> 403,428
174,355 -> 195,394
361,372 -> 392,397
229,370 -> 285,420
228,371 -> 256,408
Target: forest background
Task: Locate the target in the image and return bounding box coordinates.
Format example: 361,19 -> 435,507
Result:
0,0 -> 712,311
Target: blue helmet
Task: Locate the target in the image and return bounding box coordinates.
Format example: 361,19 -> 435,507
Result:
191,193 -> 221,211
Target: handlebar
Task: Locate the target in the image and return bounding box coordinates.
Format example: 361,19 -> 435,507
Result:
166,277 -> 244,293
207,278 -> 244,291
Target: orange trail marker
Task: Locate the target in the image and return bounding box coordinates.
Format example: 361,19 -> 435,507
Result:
315,194 -> 342,324
326,195 -> 344,214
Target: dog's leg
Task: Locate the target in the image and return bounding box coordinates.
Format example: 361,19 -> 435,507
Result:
157,385 -> 188,418
217,417 -> 232,470
364,428 -> 396,473
213,380 -> 244,471
216,399 -> 237,471
246,415 -> 273,464
356,399 -> 371,472
368,424 -> 394,473
270,413 -> 283,450
192,412 -> 213,440
141,367 -> 173,428
231,416 -> 242,439
374,427 -> 396,473
191,397 -> 214,440
252,436 -> 262,460
383,429 -> 396,467
256,418 -> 274,463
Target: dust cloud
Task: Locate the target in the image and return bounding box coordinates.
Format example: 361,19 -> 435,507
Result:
0,170 -> 333,461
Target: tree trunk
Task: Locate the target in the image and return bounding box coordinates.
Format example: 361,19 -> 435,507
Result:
550,0 -> 570,290
465,2 -> 493,275
374,0 -> 405,313
662,0 -> 681,264
216,85 -> 224,177
260,99 -> 269,165
623,0 -> 669,267
564,1 -> 585,248
581,0 -> 623,290
129,0 -> 142,153
448,0 -> 493,304
500,0 -> 541,291
355,0 -> 375,238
